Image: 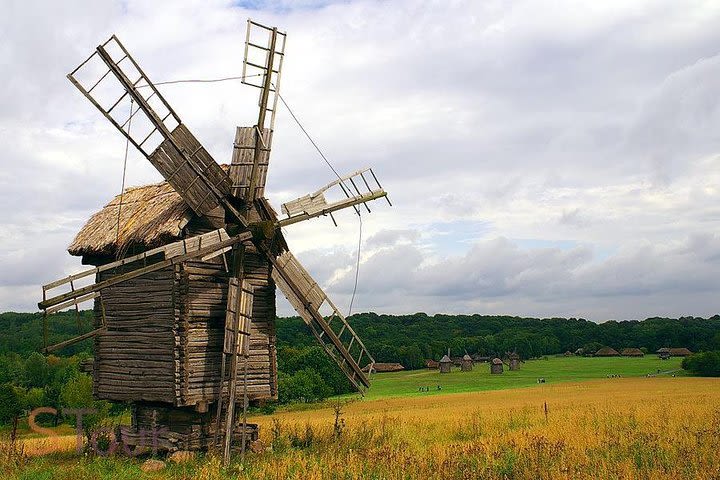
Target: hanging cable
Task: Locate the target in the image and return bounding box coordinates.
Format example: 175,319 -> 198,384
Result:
275,91 -> 345,184
348,213 -> 363,316
115,99 -> 134,246
135,73 -> 264,88
273,88 -> 365,315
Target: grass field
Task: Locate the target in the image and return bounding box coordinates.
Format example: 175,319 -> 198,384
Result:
361,355 -> 685,399
4,357 -> 718,480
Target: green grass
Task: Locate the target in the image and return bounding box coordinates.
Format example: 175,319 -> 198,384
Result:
358,355 -> 685,400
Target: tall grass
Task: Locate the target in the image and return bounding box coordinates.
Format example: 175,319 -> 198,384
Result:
7,378 -> 720,479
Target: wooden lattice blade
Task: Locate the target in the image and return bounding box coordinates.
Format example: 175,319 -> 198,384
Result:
270,251 -> 375,391
67,35 -> 238,221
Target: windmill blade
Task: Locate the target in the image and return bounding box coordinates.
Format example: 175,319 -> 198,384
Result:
270,251 -> 375,391
67,35 -> 244,223
229,126 -> 272,200
39,229 -> 252,312
236,19 -> 287,202
278,168 -> 389,227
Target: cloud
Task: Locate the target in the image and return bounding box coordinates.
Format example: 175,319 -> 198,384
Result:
1,0 -> 719,321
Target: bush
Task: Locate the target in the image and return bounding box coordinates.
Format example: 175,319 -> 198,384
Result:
682,351 -> 720,377
278,368 -> 333,403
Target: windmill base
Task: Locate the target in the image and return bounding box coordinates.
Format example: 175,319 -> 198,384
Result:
117,403 -> 259,453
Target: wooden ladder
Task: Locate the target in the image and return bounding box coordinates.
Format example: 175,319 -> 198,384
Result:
270,251 -> 375,392
213,278 -> 254,464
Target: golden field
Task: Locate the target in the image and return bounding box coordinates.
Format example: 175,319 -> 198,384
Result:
5,377 -> 720,479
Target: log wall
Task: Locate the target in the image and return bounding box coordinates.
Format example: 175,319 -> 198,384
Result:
179,221 -> 278,406
92,264 -> 179,403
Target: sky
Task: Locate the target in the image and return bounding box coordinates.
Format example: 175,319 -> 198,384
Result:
1,0 -> 719,321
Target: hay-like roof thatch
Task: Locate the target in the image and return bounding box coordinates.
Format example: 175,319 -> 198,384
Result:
669,347 -> 692,356
462,354 -> 472,361
68,180 -> 190,258
362,362 -> 405,373
440,354 -> 452,363
656,347 -> 671,353
68,165 -> 285,258
491,357 -> 503,365
594,346 -> 620,357
621,348 -> 644,357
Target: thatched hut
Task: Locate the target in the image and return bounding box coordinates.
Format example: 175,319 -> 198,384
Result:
490,358 -> 503,374
425,359 -> 439,369
564,351 -> 574,356
362,363 -> 404,373
621,348 -> 644,357
670,348 -> 692,357
461,354 -> 473,372
657,347 -> 671,360
594,346 -> 620,357
439,354 -> 452,373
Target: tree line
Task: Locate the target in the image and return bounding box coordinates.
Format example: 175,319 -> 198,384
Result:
278,312 -> 720,370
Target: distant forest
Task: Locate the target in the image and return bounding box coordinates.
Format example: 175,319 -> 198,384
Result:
0,311 -> 718,407
2,311 -> 719,366
278,312 -> 720,369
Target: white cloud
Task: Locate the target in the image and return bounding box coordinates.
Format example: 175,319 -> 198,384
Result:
1,0 -> 719,321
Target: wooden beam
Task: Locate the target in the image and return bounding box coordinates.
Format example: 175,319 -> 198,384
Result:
43,327 -> 106,353
39,232 -> 252,310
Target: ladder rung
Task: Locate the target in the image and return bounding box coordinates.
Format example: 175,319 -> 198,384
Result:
246,41 -> 285,56
138,126 -> 158,147
244,60 -> 280,75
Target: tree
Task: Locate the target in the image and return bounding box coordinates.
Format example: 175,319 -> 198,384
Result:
278,369 -> 333,403
0,383 -> 23,433
60,373 -> 110,441
23,352 -> 49,388
682,351 -> 720,377
0,353 -> 23,384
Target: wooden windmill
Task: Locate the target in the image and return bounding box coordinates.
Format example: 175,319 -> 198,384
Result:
503,351 -> 523,371
38,20 -> 388,460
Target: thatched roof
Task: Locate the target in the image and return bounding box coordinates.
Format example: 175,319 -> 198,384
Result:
425,359 -> 439,368
669,347 -> 692,357
462,354 -> 472,361
68,166 -> 284,258
362,362 -> 405,373
491,357 -> 503,365
656,347 -> 671,353
68,180 -> 191,258
594,346 -> 620,357
621,348 -> 644,357
440,354 -> 452,363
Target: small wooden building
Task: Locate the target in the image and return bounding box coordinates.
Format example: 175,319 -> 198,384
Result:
657,348 -> 671,360
362,363 -> 404,373
461,354 -> 473,372
621,348 -> 644,357
594,346 -> 621,357
490,358 -> 503,374
425,359 -> 440,369
507,352 -> 521,371
439,354 -> 452,373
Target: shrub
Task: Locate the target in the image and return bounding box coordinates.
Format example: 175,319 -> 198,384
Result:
682,351 -> 720,377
